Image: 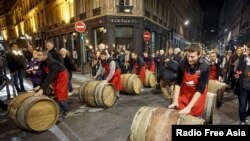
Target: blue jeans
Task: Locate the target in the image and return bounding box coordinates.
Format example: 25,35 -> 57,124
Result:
13,69 -> 25,92
68,73 -> 73,92
59,100 -> 69,113
239,88 -> 250,122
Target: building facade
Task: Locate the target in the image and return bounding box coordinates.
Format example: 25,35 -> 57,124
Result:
218,0 -> 250,51
0,0 -> 203,61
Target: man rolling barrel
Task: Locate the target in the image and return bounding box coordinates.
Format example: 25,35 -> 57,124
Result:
34,50 -> 69,119
131,52 -> 146,84
208,50 -> 223,81
143,51 -> 155,72
94,50 -> 122,98
169,43 -> 210,117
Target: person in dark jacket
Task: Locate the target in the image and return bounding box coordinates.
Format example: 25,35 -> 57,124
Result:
60,48 -> 75,93
131,52 -> 146,84
173,48 -> 183,63
143,52 -> 155,72
6,43 -> 26,92
229,47 -> 243,90
208,50 -> 223,81
235,47 -> 250,125
23,45 -> 34,63
26,48 -> 43,88
46,40 -> 63,64
34,51 -> 69,118
155,50 -> 166,88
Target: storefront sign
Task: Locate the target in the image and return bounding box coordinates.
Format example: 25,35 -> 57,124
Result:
109,18 -> 139,24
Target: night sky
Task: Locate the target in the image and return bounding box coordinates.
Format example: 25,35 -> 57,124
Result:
199,0 -> 225,43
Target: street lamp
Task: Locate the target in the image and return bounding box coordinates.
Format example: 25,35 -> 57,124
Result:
184,19 -> 190,26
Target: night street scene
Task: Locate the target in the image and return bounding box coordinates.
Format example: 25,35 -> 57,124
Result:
0,0 -> 250,141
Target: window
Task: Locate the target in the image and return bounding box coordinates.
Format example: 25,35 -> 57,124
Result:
82,0 -> 86,12
118,0 -> 132,6
117,0 -> 133,13
94,0 -> 100,8
115,26 -> 133,38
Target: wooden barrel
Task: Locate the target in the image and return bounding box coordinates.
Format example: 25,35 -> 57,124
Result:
8,92 -> 59,132
208,80 -> 226,107
202,92 -> 217,124
78,81 -> 116,108
144,70 -> 156,88
121,74 -> 142,95
130,107 -> 204,141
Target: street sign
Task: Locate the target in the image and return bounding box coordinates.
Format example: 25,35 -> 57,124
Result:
75,21 -> 86,33
143,31 -> 151,42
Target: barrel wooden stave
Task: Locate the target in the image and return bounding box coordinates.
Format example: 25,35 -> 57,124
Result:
8,92 -> 35,127
121,74 -> 130,93
208,80 -> 226,106
101,84 -> 116,107
78,81 -> 90,103
130,107 -> 204,141
83,81 -> 100,107
202,92 -> 217,124
145,71 -> 156,88
132,77 -> 143,94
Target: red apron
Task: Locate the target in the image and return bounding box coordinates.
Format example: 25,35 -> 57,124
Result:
209,64 -> 217,80
44,67 -> 68,101
145,58 -> 155,73
150,61 -> 156,73
103,63 -> 122,91
133,61 -> 146,84
177,68 -> 208,116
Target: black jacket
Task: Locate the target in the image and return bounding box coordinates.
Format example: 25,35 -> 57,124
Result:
63,55 -> 75,77
48,48 -> 63,64
173,53 -> 183,63
155,54 -> 166,69
234,55 -> 249,95
40,55 -> 66,90
210,59 -> 223,80
6,51 -> 26,72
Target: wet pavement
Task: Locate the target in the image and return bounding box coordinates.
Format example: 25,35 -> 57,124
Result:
0,72 -> 246,141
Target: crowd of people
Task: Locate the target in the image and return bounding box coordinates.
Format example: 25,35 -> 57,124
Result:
0,41 -> 250,124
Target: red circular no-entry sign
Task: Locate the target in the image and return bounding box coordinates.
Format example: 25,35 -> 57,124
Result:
75,21 -> 86,33
143,31 -> 151,42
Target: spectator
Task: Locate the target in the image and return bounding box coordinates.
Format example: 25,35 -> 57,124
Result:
60,48 -> 75,94
45,39 -> 63,64
26,47 -> 43,88
6,43 -> 26,93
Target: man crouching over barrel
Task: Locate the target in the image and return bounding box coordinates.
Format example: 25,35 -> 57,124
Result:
169,43 -> 210,117
94,50 -> 122,98
34,50 -> 69,119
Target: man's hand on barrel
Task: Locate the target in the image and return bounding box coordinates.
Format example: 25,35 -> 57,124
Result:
103,80 -> 108,84
178,106 -> 191,115
33,86 -> 40,92
168,102 -> 178,109
218,76 -> 223,82
34,89 -> 43,97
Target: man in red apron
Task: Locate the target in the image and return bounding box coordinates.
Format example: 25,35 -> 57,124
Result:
34,50 -> 69,118
131,52 -> 146,84
94,50 -> 122,98
208,50 -> 223,81
143,52 -> 155,72
169,43 -> 210,117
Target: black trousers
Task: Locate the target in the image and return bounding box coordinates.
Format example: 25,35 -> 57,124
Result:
0,100 -> 7,111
